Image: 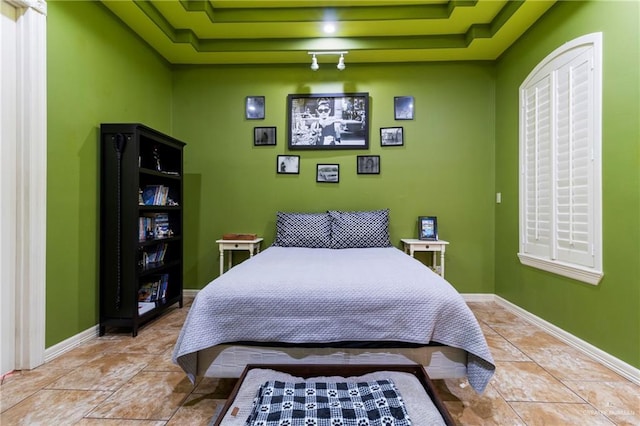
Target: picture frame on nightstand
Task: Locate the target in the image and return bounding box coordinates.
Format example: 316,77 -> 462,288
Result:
418,216 -> 438,240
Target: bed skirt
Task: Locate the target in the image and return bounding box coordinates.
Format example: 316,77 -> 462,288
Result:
197,344 -> 467,380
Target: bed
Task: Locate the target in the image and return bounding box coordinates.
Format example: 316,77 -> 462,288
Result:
173,210 -> 495,393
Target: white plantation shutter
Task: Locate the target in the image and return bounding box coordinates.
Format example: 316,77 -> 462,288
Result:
555,52 -> 594,267
518,33 -> 602,285
522,76 -> 552,257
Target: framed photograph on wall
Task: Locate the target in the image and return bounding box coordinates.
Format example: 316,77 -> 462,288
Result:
380,127 -> 404,146
246,96 -> 265,119
418,216 -> 438,241
277,155 -> 300,174
316,164 -> 340,183
254,126 -> 276,146
357,155 -> 380,174
287,92 -> 369,150
394,96 -> 414,120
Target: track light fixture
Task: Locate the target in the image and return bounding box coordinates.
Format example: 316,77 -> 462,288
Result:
308,51 -> 348,71
310,54 -> 319,71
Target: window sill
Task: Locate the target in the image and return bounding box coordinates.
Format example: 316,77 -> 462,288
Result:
517,253 -> 603,285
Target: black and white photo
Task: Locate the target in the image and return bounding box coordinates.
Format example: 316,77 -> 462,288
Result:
357,155 -> 380,174
380,127 -> 404,146
316,164 -> 340,183
246,96 -> 265,119
276,155 -> 300,174
394,96 -> 414,120
288,93 -> 369,150
254,126 -> 276,146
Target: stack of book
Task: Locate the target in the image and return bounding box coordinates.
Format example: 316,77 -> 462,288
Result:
153,213 -> 170,238
137,273 -> 169,303
138,213 -> 170,241
141,243 -> 168,267
141,185 -> 170,206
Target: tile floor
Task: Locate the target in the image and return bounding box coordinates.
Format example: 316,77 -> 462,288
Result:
1,299 -> 638,425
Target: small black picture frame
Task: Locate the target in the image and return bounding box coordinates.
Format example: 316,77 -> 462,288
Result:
380,127 -> 404,146
357,155 -> 380,174
394,96 -> 414,120
246,96 -> 265,119
316,164 -> 339,183
418,216 -> 438,241
254,126 -> 276,146
277,155 -> 300,174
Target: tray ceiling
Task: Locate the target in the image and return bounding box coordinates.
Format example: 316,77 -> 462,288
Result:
101,0 -> 557,65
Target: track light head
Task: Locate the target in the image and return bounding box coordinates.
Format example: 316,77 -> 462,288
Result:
308,51 -> 348,71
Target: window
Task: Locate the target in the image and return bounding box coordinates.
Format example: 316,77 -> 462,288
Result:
518,33 -> 603,285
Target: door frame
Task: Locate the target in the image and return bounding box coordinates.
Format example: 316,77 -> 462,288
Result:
2,0 -> 47,371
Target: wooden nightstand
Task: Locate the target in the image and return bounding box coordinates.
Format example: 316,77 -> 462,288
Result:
401,239 -> 449,277
216,238 -> 263,275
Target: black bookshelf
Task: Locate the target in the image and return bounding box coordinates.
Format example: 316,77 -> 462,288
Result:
100,123 -> 185,336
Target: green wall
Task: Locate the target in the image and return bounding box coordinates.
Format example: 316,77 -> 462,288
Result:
171,63 -> 496,294
495,1 -> 640,368
44,0 -> 639,372
46,1 -> 173,347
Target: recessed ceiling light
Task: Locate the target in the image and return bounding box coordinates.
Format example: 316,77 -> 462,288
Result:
323,23 -> 336,34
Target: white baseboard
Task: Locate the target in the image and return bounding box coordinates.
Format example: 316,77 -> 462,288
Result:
461,293 -> 495,303
44,325 -> 100,363
43,292 -> 200,364
491,295 -> 640,386
43,291 -> 639,387
183,289 -> 199,298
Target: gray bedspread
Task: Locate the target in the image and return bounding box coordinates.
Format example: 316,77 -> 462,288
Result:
172,246 -> 495,393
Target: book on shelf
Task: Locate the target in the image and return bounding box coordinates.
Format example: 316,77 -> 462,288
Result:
140,243 -> 168,267
137,273 -> 169,303
142,185 -> 170,206
138,302 -> 155,316
153,213 -> 170,238
138,213 -> 172,241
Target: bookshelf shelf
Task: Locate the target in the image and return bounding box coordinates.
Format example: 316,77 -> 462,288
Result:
100,123 -> 186,337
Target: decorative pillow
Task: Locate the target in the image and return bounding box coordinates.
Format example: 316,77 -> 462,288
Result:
272,212 -> 331,248
328,209 -> 391,249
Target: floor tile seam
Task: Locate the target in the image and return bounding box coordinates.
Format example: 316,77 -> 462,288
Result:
0,387 -> 112,419
0,371 -> 74,411
484,322 -> 571,362
560,377 -> 640,387
64,365 -> 150,394
557,379 -> 640,416
506,399 -> 620,424
489,383 -> 529,425
83,412 -> 172,422
83,390 -> 180,422
43,383 -> 121,392
520,359 -> 591,406
481,321 -> 536,363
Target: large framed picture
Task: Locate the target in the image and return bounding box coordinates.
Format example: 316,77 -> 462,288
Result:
246,96 -> 265,119
316,164 -> 340,183
357,155 -> 380,174
394,96 -> 414,120
254,126 -> 276,146
277,155 -> 300,174
380,127 -> 404,146
418,216 -> 438,241
288,92 -> 369,150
